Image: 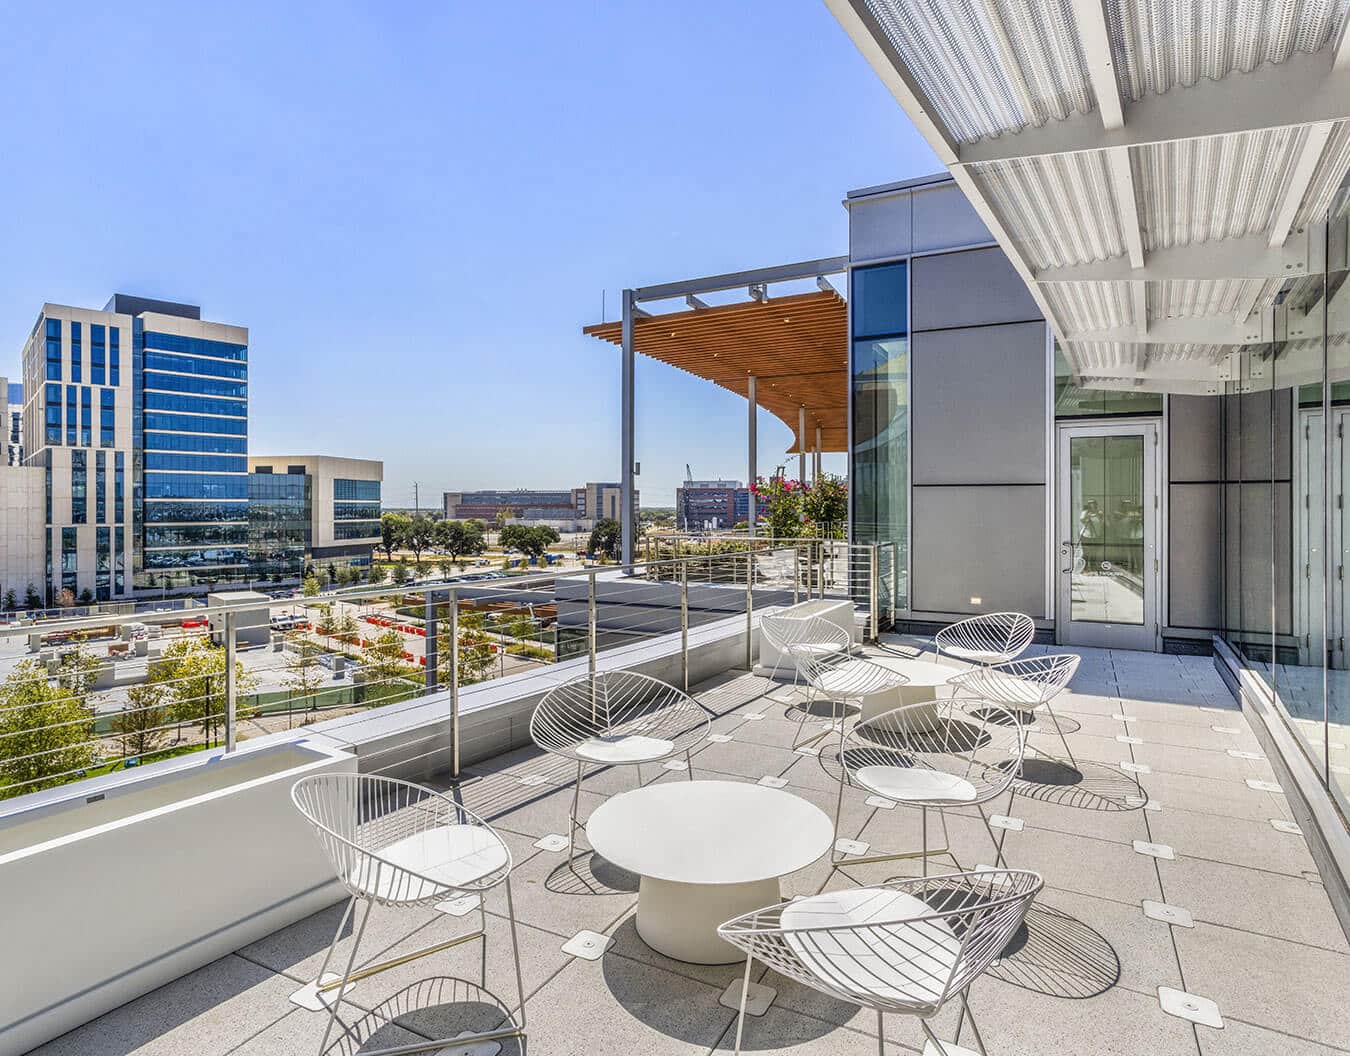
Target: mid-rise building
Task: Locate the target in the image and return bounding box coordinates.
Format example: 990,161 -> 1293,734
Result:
445,483 -> 636,531
676,480 -> 761,531
248,455 -> 382,581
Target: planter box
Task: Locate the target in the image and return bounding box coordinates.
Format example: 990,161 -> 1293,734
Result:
0,740 -> 355,1056
754,598 -> 858,678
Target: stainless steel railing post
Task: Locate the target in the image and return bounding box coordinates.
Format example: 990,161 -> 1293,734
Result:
680,561 -> 689,694
869,543 -> 881,642
745,548 -> 754,671
793,545 -> 800,604
588,571 -> 598,683
449,591 -> 460,777
224,611 -> 237,753
889,541 -> 899,627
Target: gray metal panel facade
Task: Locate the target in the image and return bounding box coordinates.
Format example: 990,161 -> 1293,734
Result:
909,248 -> 1041,331
909,184 -> 991,254
1169,483 -> 1223,629
911,485 -> 1047,613
911,322 -> 1046,485
848,193 -> 912,262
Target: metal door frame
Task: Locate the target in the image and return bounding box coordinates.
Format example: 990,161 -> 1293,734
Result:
1055,420 -> 1162,651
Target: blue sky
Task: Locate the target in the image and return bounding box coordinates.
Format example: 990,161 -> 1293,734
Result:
0,1 -> 938,507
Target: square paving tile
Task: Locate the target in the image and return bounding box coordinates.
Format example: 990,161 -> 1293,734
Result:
1175,924 -> 1350,1049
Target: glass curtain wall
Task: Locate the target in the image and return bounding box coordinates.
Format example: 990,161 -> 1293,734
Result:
1225,177 -> 1350,823
850,261 -> 909,610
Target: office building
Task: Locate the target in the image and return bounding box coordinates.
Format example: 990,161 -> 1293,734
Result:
445,483 -> 636,531
3,380 -> 23,466
676,479 -> 762,531
248,455 -> 382,581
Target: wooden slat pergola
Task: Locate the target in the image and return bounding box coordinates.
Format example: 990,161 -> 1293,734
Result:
583,289 -> 848,453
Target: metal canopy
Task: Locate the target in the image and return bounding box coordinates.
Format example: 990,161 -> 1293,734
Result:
826,0 -> 1350,392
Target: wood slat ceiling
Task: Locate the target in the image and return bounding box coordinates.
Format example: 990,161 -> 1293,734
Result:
583,289 -> 848,453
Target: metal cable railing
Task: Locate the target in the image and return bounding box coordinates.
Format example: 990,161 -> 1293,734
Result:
0,538 -> 897,800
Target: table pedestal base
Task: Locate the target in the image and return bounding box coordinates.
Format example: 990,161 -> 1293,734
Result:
635,876 -> 780,964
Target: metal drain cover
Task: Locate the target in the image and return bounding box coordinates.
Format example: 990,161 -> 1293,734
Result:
720,978 -> 776,1016
1142,899 -> 1194,927
1158,986 -> 1223,1028
562,930 -> 612,960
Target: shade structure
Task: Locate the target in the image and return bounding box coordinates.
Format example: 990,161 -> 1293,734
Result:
584,289 -> 848,453
826,0 -> 1350,393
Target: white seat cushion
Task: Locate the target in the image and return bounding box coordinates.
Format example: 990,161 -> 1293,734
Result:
942,645 -> 1006,665
855,765 -> 978,803
575,733 -> 675,764
351,824 -> 508,902
781,888 -> 960,1009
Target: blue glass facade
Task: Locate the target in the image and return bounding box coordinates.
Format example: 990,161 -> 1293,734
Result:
137,328 -> 249,589
248,472 -> 310,580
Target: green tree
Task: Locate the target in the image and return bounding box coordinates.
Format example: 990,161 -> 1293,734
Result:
587,519 -> 621,560
56,643 -> 102,705
501,524 -> 559,559
802,474 -> 848,539
503,611 -> 536,642
22,583 -> 41,609
405,513 -> 436,564
302,575 -> 321,597
391,561 -> 411,585
0,659 -> 97,796
151,638 -> 256,746
436,519 -> 486,564
2,589 -> 15,612
380,512 -> 411,561
77,588 -> 94,606
111,682 -> 169,758
284,635 -> 326,710
753,476 -> 803,538
368,563 -> 389,585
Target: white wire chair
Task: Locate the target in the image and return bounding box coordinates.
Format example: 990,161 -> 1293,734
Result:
791,646 -> 909,751
759,612 -> 852,687
718,869 -> 1043,1055
934,613 -> 1035,667
529,669 -> 711,868
291,773 -> 526,1056
948,654 -> 1082,768
834,699 -> 1025,873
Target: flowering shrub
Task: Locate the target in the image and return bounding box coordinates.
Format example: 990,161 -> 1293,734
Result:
751,474 -> 848,539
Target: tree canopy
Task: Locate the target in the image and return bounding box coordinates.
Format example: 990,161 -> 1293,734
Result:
587,519 -> 621,560
500,524 -> 559,559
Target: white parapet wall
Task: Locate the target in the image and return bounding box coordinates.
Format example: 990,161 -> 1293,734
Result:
0,739 -> 355,1056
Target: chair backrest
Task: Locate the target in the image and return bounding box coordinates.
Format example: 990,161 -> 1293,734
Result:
841,697 -> 1024,804
529,669 -> 704,754
717,869 -> 1042,1016
934,612 -> 1035,664
292,772 -> 506,904
761,613 -> 850,654
795,648 -> 906,698
947,653 -> 1081,707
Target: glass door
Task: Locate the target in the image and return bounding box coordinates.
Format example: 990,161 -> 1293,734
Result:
1056,422 -> 1160,650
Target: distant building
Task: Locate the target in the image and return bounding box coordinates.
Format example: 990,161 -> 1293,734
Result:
676,480 -> 763,531
4,380 -> 23,466
248,455 -> 382,581
444,483 -> 637,531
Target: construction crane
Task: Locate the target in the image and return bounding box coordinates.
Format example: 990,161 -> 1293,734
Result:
685,464 -> 694,482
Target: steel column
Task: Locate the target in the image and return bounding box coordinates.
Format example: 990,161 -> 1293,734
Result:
797,406 -> 807,488
424,590 -> 440,694
680,562 -> 689,693
620,288 -> 636,566
747,374 -> 758,537
449,593 -> 460,776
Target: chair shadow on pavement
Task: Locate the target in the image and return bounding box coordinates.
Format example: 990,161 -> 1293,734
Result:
545,850 -> 639,896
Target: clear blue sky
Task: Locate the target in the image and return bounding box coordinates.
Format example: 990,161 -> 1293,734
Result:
0,1 -> 938,507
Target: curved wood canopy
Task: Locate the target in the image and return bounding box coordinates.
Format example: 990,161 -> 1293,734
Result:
583,289 -> 848,453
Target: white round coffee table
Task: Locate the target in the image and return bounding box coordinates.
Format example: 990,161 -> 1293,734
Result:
586,780 -> 833,964
862,656 -> 964,726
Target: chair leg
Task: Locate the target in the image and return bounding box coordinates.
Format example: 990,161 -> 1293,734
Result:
310,893 -> 355,995
317,896 -> 372,1055
920,1018 -> 956,1056
685,748 -> 694,781
961,987 -> 989,1055
876,1009 -> 885,1056
921,806 -> 928,878
505,877 -> 528,1030
976,803 -> 1009,868
733,952 -> 754,1056
567,760 -> 585,876
1043,700 -> 1079,771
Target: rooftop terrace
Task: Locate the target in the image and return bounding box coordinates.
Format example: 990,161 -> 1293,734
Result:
28,638 -> 1350,1056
